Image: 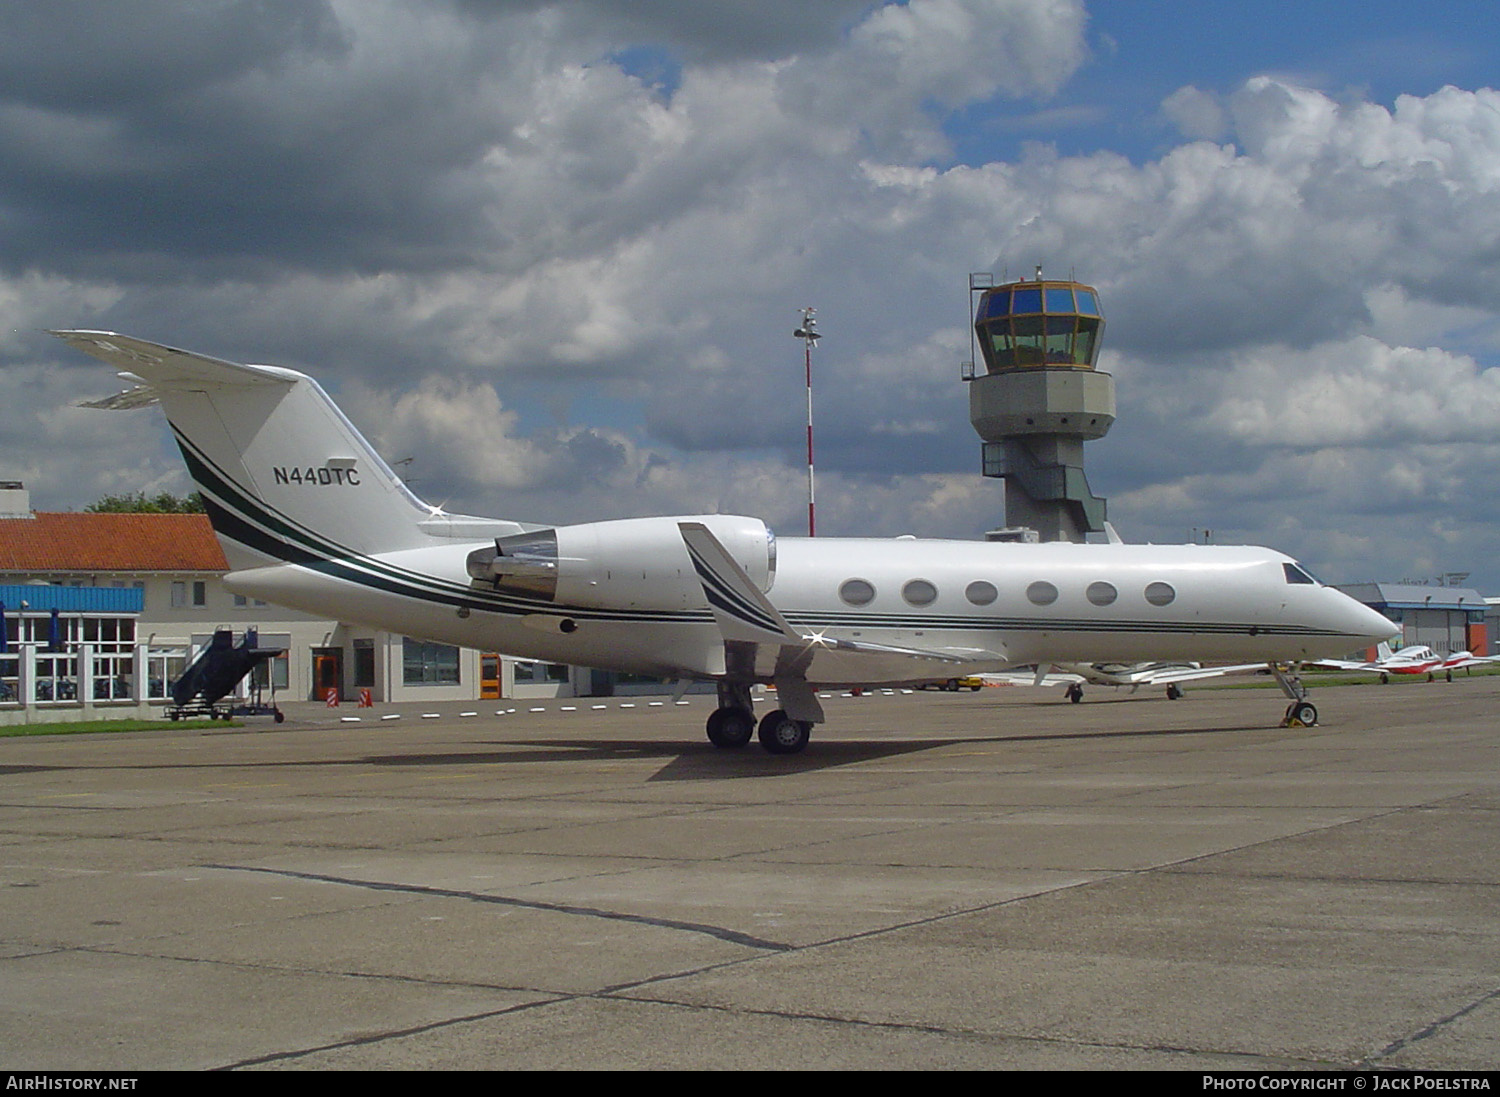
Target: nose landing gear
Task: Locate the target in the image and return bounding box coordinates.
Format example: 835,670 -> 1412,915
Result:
1272,665 -> 1318,727
1282,699 -> 1318,727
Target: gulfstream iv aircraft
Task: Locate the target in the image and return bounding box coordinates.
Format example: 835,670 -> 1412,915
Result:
55,331 -> 1397,754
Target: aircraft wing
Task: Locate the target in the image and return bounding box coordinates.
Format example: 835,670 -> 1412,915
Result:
679,521 -> 801,645
1086,662 -> 1264,686
984,661 -> 1263,689
1440,651 -> 1500,670
679,522 -> 985,679
1307,644 -> 1445,675
1305,657 -> 1380,672
981,670 -> 1084,688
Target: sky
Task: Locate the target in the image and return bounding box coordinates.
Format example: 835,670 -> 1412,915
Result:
2,0 -> 1499,591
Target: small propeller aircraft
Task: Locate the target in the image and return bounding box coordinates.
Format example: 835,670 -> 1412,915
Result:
1311,642 -> 1499,683
55,331 -> 1398,752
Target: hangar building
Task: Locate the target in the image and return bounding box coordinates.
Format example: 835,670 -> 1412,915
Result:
1336,582 -> 1488,657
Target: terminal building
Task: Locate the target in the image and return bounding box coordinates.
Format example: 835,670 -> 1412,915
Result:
0,484 -> 609,723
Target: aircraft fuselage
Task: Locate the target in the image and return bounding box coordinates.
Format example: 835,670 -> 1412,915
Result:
225,532 -> 1390,686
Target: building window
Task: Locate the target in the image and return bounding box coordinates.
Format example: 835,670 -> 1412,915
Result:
251,654 -> 290,692
249,633 -> 292,692
354,640 -> 375,688
513,660 -> 569,684
174,581 -> 208,608
403,638 -> 460,685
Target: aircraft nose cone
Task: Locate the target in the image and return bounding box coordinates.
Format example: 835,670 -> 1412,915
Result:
1343,594 -> 1400,644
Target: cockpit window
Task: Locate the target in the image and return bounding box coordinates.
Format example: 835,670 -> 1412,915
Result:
1283,562 -> 1319,585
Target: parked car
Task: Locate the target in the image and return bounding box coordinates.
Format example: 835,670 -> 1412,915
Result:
917,677 -> 983,692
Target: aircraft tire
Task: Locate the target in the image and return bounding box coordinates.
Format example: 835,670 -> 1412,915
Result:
1066,684 -> 1083,704
707,707 -> 754,749
1166,683 -> 1183,701
758,709 -> 811,755
1289,700 -> 1317,726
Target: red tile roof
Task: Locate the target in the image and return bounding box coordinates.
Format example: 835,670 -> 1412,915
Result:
0,513 -> 228,573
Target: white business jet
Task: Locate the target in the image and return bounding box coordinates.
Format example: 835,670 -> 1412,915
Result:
55,331 -> 1398,753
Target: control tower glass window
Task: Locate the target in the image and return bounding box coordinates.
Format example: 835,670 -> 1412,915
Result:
1044,288 -> 1075,312
975,281 -> 1104,373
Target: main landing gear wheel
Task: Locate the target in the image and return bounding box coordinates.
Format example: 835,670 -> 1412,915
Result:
1282,700 -> 1318,727
706,707 -> 755,749
757,709 -> 811,755
1065,683 -> 1084,704
1166,683 -> 1184,701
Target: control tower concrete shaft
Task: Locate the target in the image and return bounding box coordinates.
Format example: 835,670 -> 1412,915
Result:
965,274 -> 1113,543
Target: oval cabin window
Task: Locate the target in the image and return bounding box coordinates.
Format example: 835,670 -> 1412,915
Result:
839,578 -> 876,606
902,579 -> 938,606
1026,581 -> 1058,606
965,580 -> 998,606
1086,581 -> 1117,606
1145,581 -> 1176,606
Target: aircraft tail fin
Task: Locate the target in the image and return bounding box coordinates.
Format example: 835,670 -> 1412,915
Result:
55,331 -> 435,568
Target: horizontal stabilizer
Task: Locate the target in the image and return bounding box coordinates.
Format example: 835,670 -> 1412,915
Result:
77,381 -> 162,410
52,331 -> 292,389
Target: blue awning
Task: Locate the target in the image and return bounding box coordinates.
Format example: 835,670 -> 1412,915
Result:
0,585 -> 144,613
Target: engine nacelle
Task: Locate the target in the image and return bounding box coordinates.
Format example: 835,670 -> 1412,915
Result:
466,514 -> 775,610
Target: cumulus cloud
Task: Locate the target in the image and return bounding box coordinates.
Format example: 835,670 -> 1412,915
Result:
1201,338 -> 1500,448
1161,85 -> 1228,141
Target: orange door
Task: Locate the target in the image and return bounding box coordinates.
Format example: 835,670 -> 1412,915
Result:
480,654 -> 501,699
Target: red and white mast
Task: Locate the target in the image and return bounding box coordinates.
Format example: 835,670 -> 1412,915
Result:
793,307 -> 821,536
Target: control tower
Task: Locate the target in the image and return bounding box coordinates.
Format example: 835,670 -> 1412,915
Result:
964,271 -> 1114,543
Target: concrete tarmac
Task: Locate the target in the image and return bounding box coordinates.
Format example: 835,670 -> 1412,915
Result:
1,677 -> 1497,1070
